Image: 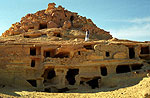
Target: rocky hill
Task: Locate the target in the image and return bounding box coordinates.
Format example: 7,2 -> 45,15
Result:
1,3 -> 150,98
2,3 -> 112,40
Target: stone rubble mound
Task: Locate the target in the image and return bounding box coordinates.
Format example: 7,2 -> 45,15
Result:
2,3 -> 112,40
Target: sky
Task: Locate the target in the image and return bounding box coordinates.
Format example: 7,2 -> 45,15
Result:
0,0 -> 150,41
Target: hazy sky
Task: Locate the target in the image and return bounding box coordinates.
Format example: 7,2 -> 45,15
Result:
0,0 -> 150,41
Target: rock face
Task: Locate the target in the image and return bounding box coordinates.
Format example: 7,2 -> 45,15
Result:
0,3 -> 150,94
2,3 -> 112,40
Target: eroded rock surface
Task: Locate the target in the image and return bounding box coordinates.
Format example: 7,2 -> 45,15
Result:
0,3 -> 150,95
2,3 -> 112,40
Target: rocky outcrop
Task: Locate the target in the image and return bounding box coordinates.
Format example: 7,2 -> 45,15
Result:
47,21 -> 58,28
2,3 -> 112,40
63,21 -> 72,29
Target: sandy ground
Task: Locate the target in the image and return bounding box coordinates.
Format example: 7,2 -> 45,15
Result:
0,77 -> 150,98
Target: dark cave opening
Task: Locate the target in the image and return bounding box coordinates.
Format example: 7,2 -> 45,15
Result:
100,66 -> 107,76
78,51 -> 81,55
47,69 -> 56,79
66,69 -> 79,85
42,68 -> 56,83
141,46 -> 149,54
131,64 -> 143,71
116,65 -> 131,74
129,47 -> 135,59
30,48 -> 36,56
86,77 -> 101,89
45,51 -> 51,57
27,80 -> 37,87
70,16 -> 74,22
44,49 -> 56,58
106,51 -> 110,57
39,23 -> 47,29
31,60 -> 35,67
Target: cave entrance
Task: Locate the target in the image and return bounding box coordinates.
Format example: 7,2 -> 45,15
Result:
30,48 -> 36,56
100,66 -> 107,76
39,23 -> 47,29
56,33 -> 61,37
116,65 -> 131,74
86,77 -> 101,89
42,68 -> 56,84
105,51 -> 110,57
78,51 -> 81,55
131,64 -> 143,71
129,47 -> 135,59
47,69 -> 56,79
141,46 -> 149,54
45,51 -> 50,57
31,60 -> 35,67
44,49 -> 56,58
27,80 -> 37,87
66,69 -> 79,85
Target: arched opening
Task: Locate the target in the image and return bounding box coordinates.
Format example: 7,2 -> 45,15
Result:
42,68 -> 56,84
47,69 -> 56,79
116,65 -> 131,74
100,66 -> 107,76
106,51 -> 110,57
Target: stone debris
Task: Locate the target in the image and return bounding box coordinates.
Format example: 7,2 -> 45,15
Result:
2,3 -> 112,40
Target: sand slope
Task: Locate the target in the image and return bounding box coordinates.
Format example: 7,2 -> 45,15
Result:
0,77 -> 150,98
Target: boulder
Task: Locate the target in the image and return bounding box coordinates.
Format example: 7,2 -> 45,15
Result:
47,21 -> 58,28
63,21 -> 71,29
45,3 -> 56,13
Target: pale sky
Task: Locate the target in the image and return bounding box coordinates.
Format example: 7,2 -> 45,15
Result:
0,0 -> 150,41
